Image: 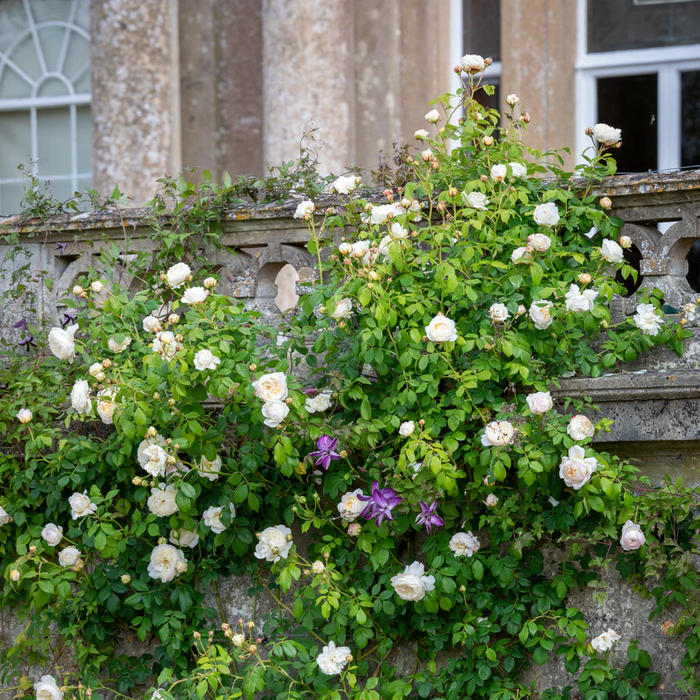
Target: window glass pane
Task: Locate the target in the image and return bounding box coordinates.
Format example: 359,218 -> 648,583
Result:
0,1 -> 28,55
76,104 -> 91,173
0,110 -> 30,178
681,70 -> 700,167
0,182 -> 28,214
588,0 -> 700,53
37,106 -> 71,176
597,73 -> 658,172
463,0 -> 501,62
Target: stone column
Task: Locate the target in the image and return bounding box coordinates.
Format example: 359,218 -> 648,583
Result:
501,0 -> 577,169
90,0 -> 180,203
262,0 -> 355,175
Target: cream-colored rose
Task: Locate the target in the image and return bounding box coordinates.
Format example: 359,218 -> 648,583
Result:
97,388 -> 117,425
203,503 -> 235,534
399,421 -> 415,437
139,440 -> 169,477
0,506 -> 9,526
490,164 -> 507,182
337,489 -> 366,522
338,242 -> 353,255
198,454 -> 222,481
533,202 -> 560,227
559,445 -> 597,490
424,109 -> 440,123
464,191 -> 489,210
330,298 -> 352,320
148,543 -> 188,582
170,527 -> 200,548
17,408 -> 32,424
305,392 -> 333,413
620,521 -> 646,551
526,391 -> 553,415
252,372 -> 288,402
41,523 -> 63,546
414,129 -> 429,140
390,561 -> 435,601
70,379 -> 92,415
510,162 -> 527,178
89,362 -> 106,381
489,303 -> 509,323
485,494 -> 498,507
181,287 -> 209,305
153,330 -> 180,360
449,531 -> 480,557
481,421 -> 515,447
204,276 -> 218,289
633,303 -> 662,336
69,491 -> 97,519
317,641 -> 352,676
147,485 -> 179,517
511,246 -> 533,264
58,547 -> 80,567
601,239 -> 623,264
293,200 -> 315,219
529,301 -> 553,329
143,315 -> 162,333
591,629 -> 620,652
48,324 -> 78,362
332,175 -> 361,194
166,262 -> 191,289
255,524 -> 293,562
34,675 -> 63,700
565,284 -> 598,313
592,123 -> 621,144
567,415 -> 595,441
506,94 -> 520,106
460,54 -> 485,72
108,336 -> 131,353
425,314 -> 458,342
194,348 -> 221,371
261,400 -> 289,428
527,233 -> 551,252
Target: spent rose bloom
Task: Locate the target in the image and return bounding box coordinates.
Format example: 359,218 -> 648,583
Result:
592,123 -> 621,144
255,524 -> 293,562
460,54 -> 485,72
170,527 -> 200,548
568,415 -> 595,441
293,200 -> 315,219
485,494 -> 498,507
330,298 -> 352,320
633,303 -> 663,336
620,521 -> 646,551
424,109 -> 440,123
48,324 -> 78,362
425,314 -> 458,342
153,330 -> 179,360
565,284 -> 598,313
591,629 -> 621,652
317,641 -> 352,676
465,191 -> 489,210
262,400 -> 289,428
70,379 -> 92,415
527,233 -> 551,252
253,372 -> 288,402
449,531 -> 481,557
34,675 -> 63,700
332,175 -> 361,194
337,489 -> 366,522
305,391 -> 333,413
108,336 -> 131,353
198,454 -> 222,481
601,239 -> 624,264
489,303 -> 509,323
559,445 -> 598,489
491,164 -> 507,182
530,300 -> 553,329
526,391 -> 554,415
58,547 -> 80,567
166,262 -> 191,289
481,421 -> 515,447
143,315 -> 162,333
203,503 -> 235,534
390,561 -> 435,601
194,348 -> 221,371
148,543 -> 188,582
147,485 -> 179,517
181,287 -> 209,305
17,408 -> 32,424
69,491 -> 97,519
399,421 -> 415,437
41,523 -> 63,546
533,202 -> 560,227
511,246 -> 533,264
510,162 -> 527,178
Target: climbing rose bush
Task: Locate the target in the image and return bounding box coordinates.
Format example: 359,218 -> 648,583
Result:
0,56 -> 698,700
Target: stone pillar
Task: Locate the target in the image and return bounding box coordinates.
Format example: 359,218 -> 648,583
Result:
90,0 -> 180,203
501,0 -> 577,169
262,0 -> 355,175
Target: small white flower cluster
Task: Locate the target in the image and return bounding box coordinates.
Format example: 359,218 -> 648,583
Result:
252,372 -> 290,428
591,628 -> 621,652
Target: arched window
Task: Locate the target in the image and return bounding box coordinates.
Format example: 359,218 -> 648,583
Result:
0,0 -> 91,214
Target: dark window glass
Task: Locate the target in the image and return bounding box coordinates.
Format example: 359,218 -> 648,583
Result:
588,0 -> 700,53
463,0 -> 501,62
597,74 -> 657,172
681,70 -> 700,167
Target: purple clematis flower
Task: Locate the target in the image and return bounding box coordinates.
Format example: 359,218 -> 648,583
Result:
12,318 -> 28,332
308,435 -> 341,470
18,334 -> 37,352
415,500 -> 444,534
358,481 -> 403,526
61,309 -> 78,327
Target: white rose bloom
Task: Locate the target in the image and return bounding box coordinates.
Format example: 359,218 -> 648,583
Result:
181,287 -> 209,305
591,629 -> 621,652
565,284 -> 598,313
559,445 -> 598,490
139,442 -> 169,477
34,675 -> 63,700
510,162 -> 527,178
592,123 -> 621,144
203,503 -> 235,534
153,330 -> 179,360
255,524 -> 293,562
390,561 -> 435,602
620,521 -> 646,551
485,494 -> 498,507
143,315 -> 162,333
449,531 -> 481,557
526,391 -> 554,415
252,372 -> 288,402
527,233 -> 551,252
17,408 -> 32,424
338,242 -> 353,255
491,164 -> 507,182
425,314 -> 458,342
166,262 -> 191,289
48,324 -> 78,362
262,400 -> 290,428
533,202 -> 560,227
585,226 -> 599,239
633,303 -> 662,336
194,348 -> 221,371
317,641 -> 352,676
147,543 -> 188,582
0,506 -> 9,526
108,336 -> 131,353
481,420 -> 515,447
424,109 -> 440,123
465,191 -> 489,210
511,246 -> 533,264
89,362 -> 106,381
414,129 -> 429,140
390,222 -> 409,240
305,391 -> 333,413
330,298 -> 353,320
530,300 -> 554,329
70,379 -> 92,415
601,239 -> 624,264
69,491 -> 97,519
378,234 -> 397,259
506,94 -> 520,106
399,421 -> 416,437
568,415 -> 595,441
370,204 -> 401,226
293,200 -> 315,219
337,489 -> 366,522
147,485 -> 180,517
58,547 -> 80,567
198,454 -> 222,481
332,175 -> 361,194
96,388 -> 117,424
489,303 -> 509,323
170,527 -> 200,548
460,54 -> 485,72
41,523 -> 63,546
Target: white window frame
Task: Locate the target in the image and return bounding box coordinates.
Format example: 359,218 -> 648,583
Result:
0,0 -> 91,211
576,0 -> 700,170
